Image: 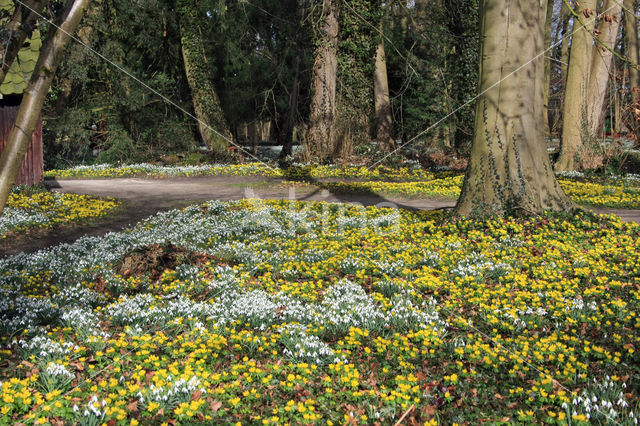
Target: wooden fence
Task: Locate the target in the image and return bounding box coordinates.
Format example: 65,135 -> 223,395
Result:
0,105 -> 43,186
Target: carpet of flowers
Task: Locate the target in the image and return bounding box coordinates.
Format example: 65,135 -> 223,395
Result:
0,190 -> 121,238
44,163 -> 640,208
0,200 -> 638,424
307,178 -> 640,208
43,163 -> 432,181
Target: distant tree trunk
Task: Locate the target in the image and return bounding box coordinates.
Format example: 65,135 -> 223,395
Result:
306,0 -> 339,162
0,0 -> 48,86
559,6 -> 573,82
281,1 -> 308,161
624,0 -> 640,143
543,0 -> 554,138
281,53 -> 301,160
557,0 -> 597,171
374,38 -> 395,151
177,0 -> 230,154
587,0 -> 622,136
456,0 -> 573,217
625,0 -> 640,105
0,0 -> 90,215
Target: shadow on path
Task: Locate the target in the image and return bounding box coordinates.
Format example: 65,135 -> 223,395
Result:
3,170 -> 637,257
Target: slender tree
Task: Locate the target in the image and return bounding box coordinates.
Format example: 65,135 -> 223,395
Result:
558,1 -> 573,87
625,0 -> 640,105
177,0 -> 230,153
455,0 -> 573,217
281,0 -> 308,161
374,32 -> 395,151
306,0 -> 340,161
556,0 -> 597,171
587,0 -> 622,136
0,0 -> 90,215
543,0 -> 555,137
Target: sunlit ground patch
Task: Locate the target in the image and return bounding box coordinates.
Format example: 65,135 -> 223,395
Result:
0,188 -> 121,239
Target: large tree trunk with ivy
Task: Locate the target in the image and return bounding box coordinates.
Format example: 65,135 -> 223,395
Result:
177,0 -> 229,154
306,0 -> 339,161
0,0 -> 48,86
0,0 -> 90,215
455,0 -> 573,217
556,0 -> 597,172
332,0 -> 379,159
587,0 -> 622,136
374,38 -> 394,151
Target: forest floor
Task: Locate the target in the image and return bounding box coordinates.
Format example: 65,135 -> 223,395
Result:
1,174 -> 640,257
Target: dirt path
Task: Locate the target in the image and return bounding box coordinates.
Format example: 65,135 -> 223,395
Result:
2,175 -> 639,257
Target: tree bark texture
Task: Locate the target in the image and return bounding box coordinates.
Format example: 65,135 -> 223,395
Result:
557,0 -> 597,171
0,0 -> 48,86
587,0 -> 622,136
455,0 -> 573,217
374,39 -> 395,151
306,0 -> 339,161
0,0 -> 90,215
625,0 -> 640,104
559,2 -> 573,87
543,0 -> 554,137
177,0 -> 230,154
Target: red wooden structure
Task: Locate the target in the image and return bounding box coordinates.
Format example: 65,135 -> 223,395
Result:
0,105 -> 43,186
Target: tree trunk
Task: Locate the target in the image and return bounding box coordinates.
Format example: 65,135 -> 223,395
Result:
556,0 -> 597,171
374,38 -> 395,151
587,0 -> 622,136
455,0 -> 573,217
177,0 -> 230,154
625,0 -> 640,104
0,0 -> 48,86
0,0 -> 90,215
281,1 -> 308,161
281,53 -> 301,160
543,0 -> 554,138
559,2 -> 573,87
306,0 -> 339,162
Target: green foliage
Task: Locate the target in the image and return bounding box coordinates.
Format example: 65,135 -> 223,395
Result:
385,0 -> 479,156
203,0 -> 311,140
97,127 -> 141,164
43,0 -> 481,166
44,0 -> 198,168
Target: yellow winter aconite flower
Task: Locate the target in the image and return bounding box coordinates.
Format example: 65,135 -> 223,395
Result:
0,199 -> 638,424
1,190 -> 119,237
